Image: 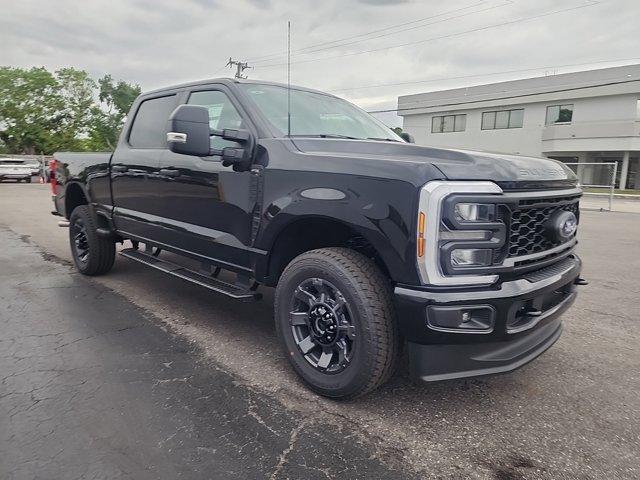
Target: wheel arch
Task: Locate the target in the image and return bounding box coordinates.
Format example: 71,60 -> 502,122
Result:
64,182 -> 89,218
257,215 -> 404,287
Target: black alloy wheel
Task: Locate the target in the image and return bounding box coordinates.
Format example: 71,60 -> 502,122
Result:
68,205 -> 116,276
275,248 -> 400,399
289,277 -> 356,374
71,217 -> 90,265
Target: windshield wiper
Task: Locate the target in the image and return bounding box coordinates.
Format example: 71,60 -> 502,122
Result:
289,134 -> 361,140
366,137 -> 401,142
289,134 -> 400,142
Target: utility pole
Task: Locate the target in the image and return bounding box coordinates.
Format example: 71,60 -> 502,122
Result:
226,58 -> 252,79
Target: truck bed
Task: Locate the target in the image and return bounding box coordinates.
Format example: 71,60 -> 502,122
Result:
54,152 -> 112,172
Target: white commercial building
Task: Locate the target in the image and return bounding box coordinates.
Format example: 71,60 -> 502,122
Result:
398,65 -> 640,190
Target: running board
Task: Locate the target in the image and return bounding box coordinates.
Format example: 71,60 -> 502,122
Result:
119,248 -> 261,301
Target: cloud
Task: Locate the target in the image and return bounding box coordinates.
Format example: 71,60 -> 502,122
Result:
2,0 -> 638,127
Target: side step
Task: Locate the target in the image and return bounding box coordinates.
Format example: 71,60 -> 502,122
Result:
119,248 -> 262,301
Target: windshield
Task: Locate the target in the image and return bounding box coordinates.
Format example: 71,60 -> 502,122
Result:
240,84 -> 403,142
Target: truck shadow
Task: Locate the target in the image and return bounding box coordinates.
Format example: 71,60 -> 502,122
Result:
107,250 -> 553,415
44,245 -> 564,478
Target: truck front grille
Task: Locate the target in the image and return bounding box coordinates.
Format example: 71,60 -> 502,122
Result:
507,194 -> 580,258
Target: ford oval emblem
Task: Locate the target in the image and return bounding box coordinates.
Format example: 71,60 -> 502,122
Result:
545,210 -> 577,243
560,214 -> 577,237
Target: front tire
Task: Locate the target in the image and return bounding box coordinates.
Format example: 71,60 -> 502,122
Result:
275,248 -> 399,399
69,205 -> 115,276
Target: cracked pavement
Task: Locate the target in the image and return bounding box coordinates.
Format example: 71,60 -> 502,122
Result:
1,183 -> 639,479
0,227 -> 410,479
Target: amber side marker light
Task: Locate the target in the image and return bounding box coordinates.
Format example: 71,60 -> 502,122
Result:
417,212 -> 425,257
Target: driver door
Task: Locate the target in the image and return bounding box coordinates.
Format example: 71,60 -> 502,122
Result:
155,87 -> 256,271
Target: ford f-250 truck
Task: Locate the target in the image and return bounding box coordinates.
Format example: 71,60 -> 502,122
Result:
52,78 -> 586,399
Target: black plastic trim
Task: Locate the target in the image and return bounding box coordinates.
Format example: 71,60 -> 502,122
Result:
408,319 -> 563,382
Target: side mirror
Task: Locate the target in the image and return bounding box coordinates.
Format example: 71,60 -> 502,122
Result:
167,105 -> 255,171
167,105 -> 211,156
399,132 -> 415,143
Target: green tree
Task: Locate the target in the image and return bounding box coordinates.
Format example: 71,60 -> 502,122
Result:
0,67 -> 61,154
0,67 -> 140,154
53,68 -> 96,151
87,74 -> 141,151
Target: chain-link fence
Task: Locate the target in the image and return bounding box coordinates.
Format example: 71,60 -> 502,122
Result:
563,162 -> 618,211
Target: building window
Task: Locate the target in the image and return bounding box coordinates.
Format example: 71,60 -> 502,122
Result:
431,114 -> 466,133
545,104 -> 573,124
481,109 -> 524,130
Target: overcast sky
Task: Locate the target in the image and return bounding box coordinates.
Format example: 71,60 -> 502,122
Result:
2,0 -> 639,126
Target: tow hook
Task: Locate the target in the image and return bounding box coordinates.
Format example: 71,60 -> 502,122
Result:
58,220 -> 70,228
574,278 -> 588,286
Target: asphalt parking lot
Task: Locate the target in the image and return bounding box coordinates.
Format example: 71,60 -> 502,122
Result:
1,183 -> 639,479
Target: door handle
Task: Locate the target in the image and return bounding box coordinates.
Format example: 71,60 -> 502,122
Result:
112,165 -> 128,173
159,168 -> 181,177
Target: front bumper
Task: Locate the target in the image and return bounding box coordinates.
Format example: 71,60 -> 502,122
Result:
394,255 -> 582,382
0,173 -> 32,180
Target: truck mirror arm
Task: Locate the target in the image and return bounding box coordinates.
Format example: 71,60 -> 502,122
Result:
210,128 -> 251,143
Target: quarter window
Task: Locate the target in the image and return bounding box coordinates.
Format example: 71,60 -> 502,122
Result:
481,109 -> 524,130
431,114 -> 466,133
128,95 -> 177,148
546,104 -> 573,124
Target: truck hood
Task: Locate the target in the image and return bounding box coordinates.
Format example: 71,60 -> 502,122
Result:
291,138 -> 578,189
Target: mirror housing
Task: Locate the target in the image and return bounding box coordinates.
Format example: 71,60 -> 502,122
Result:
167,105 -> 211,156
167,105 -> 255,171
400,132 -> 415,143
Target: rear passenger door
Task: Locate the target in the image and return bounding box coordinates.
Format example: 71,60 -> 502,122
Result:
155,87 -> 256,271
111,93 -> 178,241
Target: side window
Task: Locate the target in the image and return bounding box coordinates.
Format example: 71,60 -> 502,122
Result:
187,90 -> 244,150
128,95 -> 177,148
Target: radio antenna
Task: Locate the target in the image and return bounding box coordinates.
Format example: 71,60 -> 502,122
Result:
287,21 -> 291,137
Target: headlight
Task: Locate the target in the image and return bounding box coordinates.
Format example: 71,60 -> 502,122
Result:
450,248 -> 492,267
416,181 -> 503,286
454,203 -> 495,222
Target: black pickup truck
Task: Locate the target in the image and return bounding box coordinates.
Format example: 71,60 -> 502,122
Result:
52,78 -> 585,399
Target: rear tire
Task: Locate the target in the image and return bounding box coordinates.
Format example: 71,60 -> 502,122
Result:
25,176 -> 32,183
275,248 -> 399,399
69,205 -> 115,276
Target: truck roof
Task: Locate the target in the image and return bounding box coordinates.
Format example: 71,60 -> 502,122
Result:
143,77 -> 338,99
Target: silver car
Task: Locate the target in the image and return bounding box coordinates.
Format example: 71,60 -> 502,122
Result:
0,159 -> 34,183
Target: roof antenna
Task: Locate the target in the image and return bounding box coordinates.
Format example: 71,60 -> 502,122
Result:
287,20 -> 291,137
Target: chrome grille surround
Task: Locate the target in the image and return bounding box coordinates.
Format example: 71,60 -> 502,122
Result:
417,183 -> 582,287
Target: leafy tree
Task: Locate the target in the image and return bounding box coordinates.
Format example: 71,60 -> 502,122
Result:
52,68 -> 96,151
0,67 -> 64,154
0,67 -> 140,154
391,127 -> 403,135
87,75 -> 141,151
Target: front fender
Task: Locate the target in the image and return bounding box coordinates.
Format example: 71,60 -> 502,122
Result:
257,174 -> 422,284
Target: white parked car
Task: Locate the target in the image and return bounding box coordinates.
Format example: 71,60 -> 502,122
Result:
26,159 -> 41,175
0,159 -> 34,183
